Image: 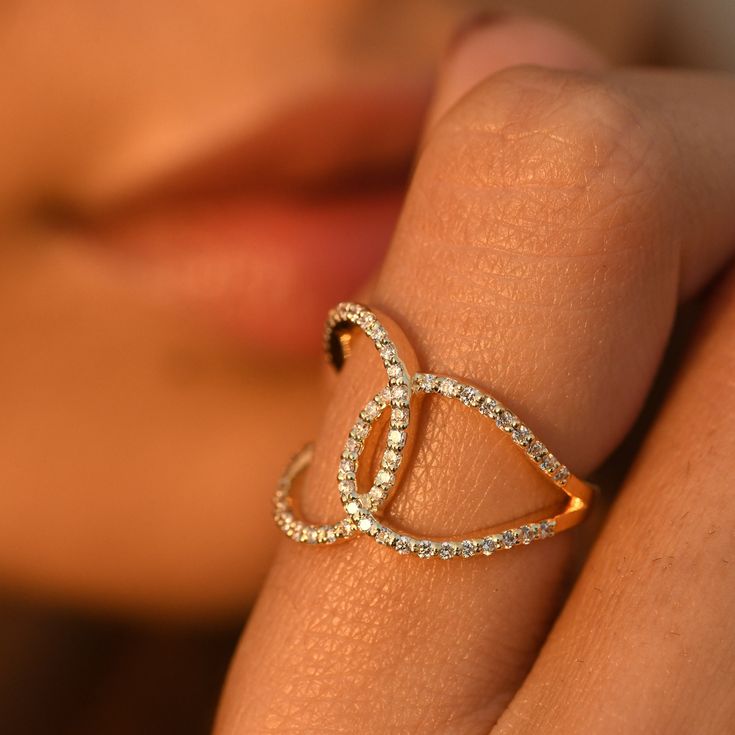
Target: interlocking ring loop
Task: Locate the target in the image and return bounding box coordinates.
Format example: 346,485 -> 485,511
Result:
273,303 -> 419,544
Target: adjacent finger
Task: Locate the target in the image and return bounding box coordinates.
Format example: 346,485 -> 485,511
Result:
494,264 -> 735,735
217,23 -> 735,735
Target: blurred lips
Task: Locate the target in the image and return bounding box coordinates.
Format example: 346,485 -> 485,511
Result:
82,84 -> 429,356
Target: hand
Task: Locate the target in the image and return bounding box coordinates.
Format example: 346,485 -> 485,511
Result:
215,17 -> 735,734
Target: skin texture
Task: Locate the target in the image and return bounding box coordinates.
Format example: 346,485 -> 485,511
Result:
215,21 -> 735,735
493,267 -> 735,733
0,2 -> 651,619
2,6 -> 734,734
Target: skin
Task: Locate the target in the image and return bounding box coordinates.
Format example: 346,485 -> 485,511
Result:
215,18 -> 735,735
1,4 -> 733,734
0,1 -> 650,619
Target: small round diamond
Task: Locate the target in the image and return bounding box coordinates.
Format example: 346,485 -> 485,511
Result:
392,407 -> 408,427
438,378 -> 459,397
512,425 -> 533,446
528,441 -> 547,461
367,487 -> 384,505
376,528 -> 395,546
480,397 -> 498,416
351,421 -> 369,440
439,542 -> 456,560
388,429 -> 405,448
539,520 -> 555,538
496,410 -> 516,431
362,401 -> 380,421
417,540 -> 434,559
460,386 -> 483,407
376,469 -> 393,487
344,438 -> 360,455
520,525 -> 534,545
554,466 -> 570,485
339,480 -> 355,495
383,449 -> 400,470
481,537 -> 496,556
460,540 -> 476,558
395,536 -> 411,555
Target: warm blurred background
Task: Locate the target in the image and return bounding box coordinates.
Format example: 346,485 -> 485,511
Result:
1,1 -> 734,733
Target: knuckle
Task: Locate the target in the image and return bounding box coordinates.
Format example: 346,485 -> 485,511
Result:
413,65 -> 667,259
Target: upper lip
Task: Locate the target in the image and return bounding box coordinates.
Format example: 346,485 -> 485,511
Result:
63,80 -> 431,226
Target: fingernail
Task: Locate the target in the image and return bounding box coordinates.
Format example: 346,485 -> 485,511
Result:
445,10 -> 512,58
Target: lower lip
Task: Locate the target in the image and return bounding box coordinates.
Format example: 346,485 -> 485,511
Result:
89,188 -> 404,355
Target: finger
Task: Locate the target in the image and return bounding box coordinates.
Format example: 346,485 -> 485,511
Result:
427,13 -> 605,128
217,23 -> 735,735
493,265 -> 735,735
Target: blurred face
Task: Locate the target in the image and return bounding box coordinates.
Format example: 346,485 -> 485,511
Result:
0,0 -> 646,615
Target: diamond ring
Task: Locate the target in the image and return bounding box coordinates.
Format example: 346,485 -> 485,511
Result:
273,302 -> 593,558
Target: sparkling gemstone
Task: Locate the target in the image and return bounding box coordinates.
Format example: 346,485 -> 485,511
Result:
480,397 -> 498,416
539,520 -> 555,538
496,410 -> 516,431
388,429 -> 405,448
417,540 -> 434,559
380,343 -> 397,361
345,501 -> 360,516
383,449 -> 400,470
344,438 -> 360,456
376,469 -> 393,487
387,364 -> 402,379
528,441 -> 547,461
395,536 -> 411,555
364,491 -> 380,507
480,537 -> 495,556
512,425 -> 533,446
439,542 -> 456,560
502,530 -> 516,549
438,378 -> 460,397
460,540 -> 476,558
392,408 -> 408,427
362,401 -> 380,421
540,454 -> 559,474
338,480 -> 355,496
358,517 -> 373,532
391,385 -> 409,403
554,467 -> 570,485
415,373 -> 437,392
368,324 -> 386,341
460,386 -> 483,407
352,422 -> 369,440
520,525 -> 534,545
376,529 -> 394,546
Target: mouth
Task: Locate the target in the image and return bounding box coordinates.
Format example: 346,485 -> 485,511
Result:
61,82 -> 430,356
